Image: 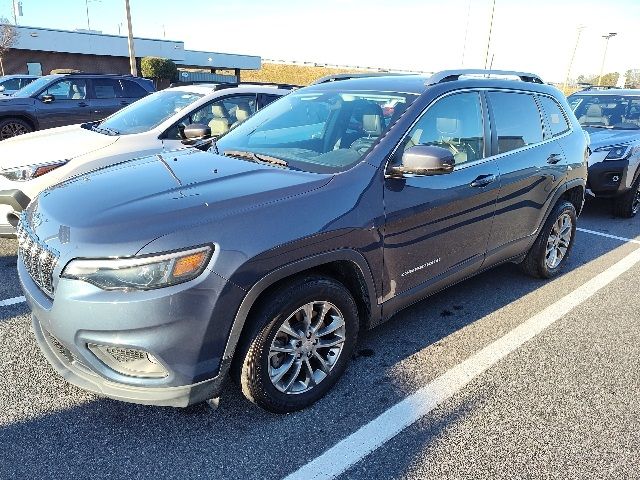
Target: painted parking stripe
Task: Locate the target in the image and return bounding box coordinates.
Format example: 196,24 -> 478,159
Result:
577,227 -> 640,245
0,295 -> 25,307
282,246 -> 640,480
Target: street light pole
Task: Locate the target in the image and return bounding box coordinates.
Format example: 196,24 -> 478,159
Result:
597,32 -> 617,86
563,25 -> 585,94
124,0 -> 137,76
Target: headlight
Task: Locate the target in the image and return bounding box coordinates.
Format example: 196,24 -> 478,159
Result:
594,144 -> 632,161
0,160 -> 68,181
61,246 -> 213,291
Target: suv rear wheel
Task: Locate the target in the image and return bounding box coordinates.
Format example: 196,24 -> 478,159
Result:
613,175 -> 640,218
235,276 -> 359,413
0,118 -> 32,140
521,201 -> 577,278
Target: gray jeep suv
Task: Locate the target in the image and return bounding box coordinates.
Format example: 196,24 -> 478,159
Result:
18,70 -> 588,413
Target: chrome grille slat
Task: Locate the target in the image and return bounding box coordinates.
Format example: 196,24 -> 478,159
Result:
17,215 -> 59,298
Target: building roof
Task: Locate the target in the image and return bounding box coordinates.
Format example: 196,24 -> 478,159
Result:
11,25 -> 261,70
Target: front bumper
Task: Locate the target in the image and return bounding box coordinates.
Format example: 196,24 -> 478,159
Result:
19,257 -> 245,407
587,158 -> 632,198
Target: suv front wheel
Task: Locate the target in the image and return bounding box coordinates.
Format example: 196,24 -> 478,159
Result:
613,175 -> 640,218
234,276 -> 359,413
521,200 -> 577,278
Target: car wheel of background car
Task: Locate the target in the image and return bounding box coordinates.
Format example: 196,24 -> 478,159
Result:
0,118 -> 32,140
521,201 -> 577,279
234,275 -> 359,413
613,175 -> 640,218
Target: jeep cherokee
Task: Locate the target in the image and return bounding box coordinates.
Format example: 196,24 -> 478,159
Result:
17,70 -> 588,413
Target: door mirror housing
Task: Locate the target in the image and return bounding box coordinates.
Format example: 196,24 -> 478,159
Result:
388,145 -> 455,177
0,85 -> 5,93
41,94 -> 55,103
181,123 -> 211,145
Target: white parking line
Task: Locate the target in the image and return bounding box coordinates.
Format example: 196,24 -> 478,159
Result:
0,295 -> 26,307
282,245 -> 640,480
577,227 -> 640,245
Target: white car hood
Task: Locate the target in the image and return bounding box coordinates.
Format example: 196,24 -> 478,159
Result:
0,125 -> 120,169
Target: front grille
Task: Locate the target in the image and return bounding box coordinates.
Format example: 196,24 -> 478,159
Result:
104,347 -> 147,363
16,216 -> 59,297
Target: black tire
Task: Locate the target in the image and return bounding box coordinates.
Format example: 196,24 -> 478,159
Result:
613,175 -> 640,218
0,118 -> 33,140
521,201 -> 577,279
233,275 -> 359,413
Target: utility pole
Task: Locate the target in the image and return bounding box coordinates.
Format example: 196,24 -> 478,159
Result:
124,0 -> 137,76
85,0 -> 91,30
563,25 -> 585,94
484,0 -> 496,69
597,32 -> 617,86
461,0 -> 471,66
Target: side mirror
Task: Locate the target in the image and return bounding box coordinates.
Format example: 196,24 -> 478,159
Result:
387,145 -> 455,177
41,94 -> 55,103
0,85 -> 5,92
181,123 -> 211,145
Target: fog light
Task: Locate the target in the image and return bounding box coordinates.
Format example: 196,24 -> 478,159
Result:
88,344 -> 168,378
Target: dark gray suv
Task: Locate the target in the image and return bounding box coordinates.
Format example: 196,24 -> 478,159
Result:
17,70 -> 588,413
0,73 -> 154,140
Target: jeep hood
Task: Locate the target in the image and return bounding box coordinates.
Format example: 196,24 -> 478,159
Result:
585,127 -> 640,150
0,125 -> 120,169
26,149 -> 332,256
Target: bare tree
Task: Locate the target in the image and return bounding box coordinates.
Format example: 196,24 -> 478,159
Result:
0,19 -> 17,76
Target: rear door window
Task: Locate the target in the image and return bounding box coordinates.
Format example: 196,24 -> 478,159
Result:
121,80 -> 148,99
487,92 -> 543,154
92,78 -> 124,99
538,95 -> 570,137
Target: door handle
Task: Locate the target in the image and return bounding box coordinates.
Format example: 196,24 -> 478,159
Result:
470,174 -> 496,188
120,101 -> 129,106
78,102 -> 88,107
547,153 -> 563,164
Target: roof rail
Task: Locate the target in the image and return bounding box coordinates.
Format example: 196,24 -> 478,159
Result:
170,81 -> 299,90
425,69 -> 544,86
310,72 -> 409,85
65,72 -> 134,77
580,85 -> 618,91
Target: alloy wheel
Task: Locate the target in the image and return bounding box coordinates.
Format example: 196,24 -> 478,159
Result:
268,301 -> 346,394
545,212 -> 573,269
0,122 -> 29,139
632,183 -> 640,215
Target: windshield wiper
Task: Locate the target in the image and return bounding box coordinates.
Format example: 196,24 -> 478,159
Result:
223,150 -> 288,167
90,123 -> 119,136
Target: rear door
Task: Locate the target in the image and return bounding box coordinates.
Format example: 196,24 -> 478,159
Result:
484,91 -> 566,256
35,78 -> 92,129
90,78 -> 126,121
120,79 -> 151,106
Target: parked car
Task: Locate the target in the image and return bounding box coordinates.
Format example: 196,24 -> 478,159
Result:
0,74 -> 39,96
567,89 -> 640,217
0,72 -> 154,141
0,83 -> 292,237
17,70 -> 588,413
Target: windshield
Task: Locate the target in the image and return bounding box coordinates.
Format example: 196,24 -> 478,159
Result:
568,94 -> 640,130
96,90 -> 204,135
12,75 -> 57,98
216,89 -> 418,173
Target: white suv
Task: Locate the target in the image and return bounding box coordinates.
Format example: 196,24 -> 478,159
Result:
0,83 -> 293,236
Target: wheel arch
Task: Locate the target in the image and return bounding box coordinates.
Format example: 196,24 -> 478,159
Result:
221,250 -> 380,369
0,114 -> 39,131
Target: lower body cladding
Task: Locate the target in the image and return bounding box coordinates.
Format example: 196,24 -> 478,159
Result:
18,260 -> 246,407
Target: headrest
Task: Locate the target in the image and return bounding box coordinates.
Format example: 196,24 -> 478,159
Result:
586,104 -> 603,117
211,104 -> 227,118
360,102 -> 383,135
234,103 -> 251,122
362,114 -> 382,135
436,117 -> 461,136
209,117 -> 229,136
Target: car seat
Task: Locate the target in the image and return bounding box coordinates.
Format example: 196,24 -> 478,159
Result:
578,104 -> 609,126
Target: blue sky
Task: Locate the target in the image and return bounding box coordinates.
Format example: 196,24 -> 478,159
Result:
1,0 -> 638,82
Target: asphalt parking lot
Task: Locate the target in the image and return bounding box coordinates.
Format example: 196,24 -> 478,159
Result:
0,197 -> 638,480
